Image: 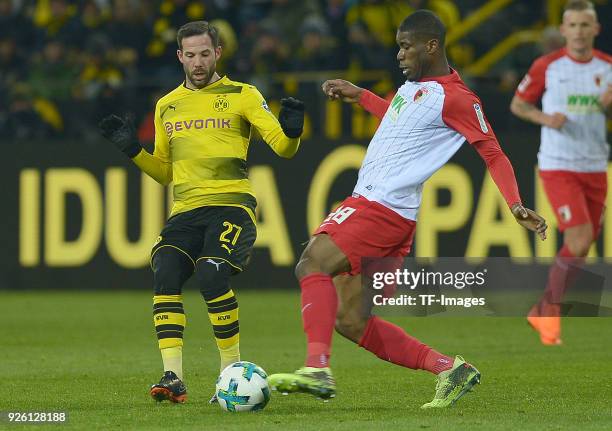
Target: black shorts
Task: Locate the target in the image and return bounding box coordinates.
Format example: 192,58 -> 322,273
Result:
151,206 -> 257,273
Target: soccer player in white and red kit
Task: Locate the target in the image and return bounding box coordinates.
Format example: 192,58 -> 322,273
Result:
268,10 -> 547,408
511,0 -> 612,345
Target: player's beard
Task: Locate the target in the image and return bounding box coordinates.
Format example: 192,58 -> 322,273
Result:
185,65 -> 215,89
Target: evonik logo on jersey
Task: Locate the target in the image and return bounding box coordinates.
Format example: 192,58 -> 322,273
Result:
164,118 -> 231,137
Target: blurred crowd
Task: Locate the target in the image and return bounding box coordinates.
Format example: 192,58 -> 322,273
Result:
1,0 -> 610,141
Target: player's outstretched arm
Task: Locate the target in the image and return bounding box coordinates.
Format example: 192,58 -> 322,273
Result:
322,79 -> 364,102
510,95 -> 567,129
99,113 -> 172,185
471,140 -> 546,240
244,86 -> 303,158
322,79 -> 390,120
511,204 -> 547,241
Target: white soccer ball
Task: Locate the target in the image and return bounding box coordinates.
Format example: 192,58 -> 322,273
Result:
215,361 -> 271,412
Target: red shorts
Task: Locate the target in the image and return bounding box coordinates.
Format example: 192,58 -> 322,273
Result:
539,170 -> 607,235
314,195 -> 416,275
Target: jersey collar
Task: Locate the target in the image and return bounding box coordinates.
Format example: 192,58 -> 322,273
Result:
562,47 -> 594,64
418,68 -> 460,84
181,75 -> 228,92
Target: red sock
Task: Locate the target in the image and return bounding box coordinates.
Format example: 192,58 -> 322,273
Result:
300,273 -> 338,368
423,349 -> 454,374
358,316 -> 453,375
540,245 -> 583,316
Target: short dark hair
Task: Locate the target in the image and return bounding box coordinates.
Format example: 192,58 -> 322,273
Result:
177,21 -> 220,50
398,10 -> 446,46
564,0 -> 595,13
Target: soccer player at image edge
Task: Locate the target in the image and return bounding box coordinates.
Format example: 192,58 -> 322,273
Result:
511,0 -> 611,345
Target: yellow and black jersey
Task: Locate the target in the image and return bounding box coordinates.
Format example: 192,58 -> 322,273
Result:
132,76 -> 300,223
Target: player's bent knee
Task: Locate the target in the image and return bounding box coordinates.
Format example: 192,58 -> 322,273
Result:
296,234 -> 348,279
334,313 -> 366,343
295,253 -> 323,280
295,244 -> 336,279
151,247 -> 194,295
568,241 -> 592,257
195,258 -> 233,302
567,233 -> 594,257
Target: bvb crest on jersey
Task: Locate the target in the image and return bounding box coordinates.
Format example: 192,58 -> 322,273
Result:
214,95 -> 230,112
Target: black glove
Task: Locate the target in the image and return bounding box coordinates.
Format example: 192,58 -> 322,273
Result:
99,114 -> 142,158
278,97 -> 305,138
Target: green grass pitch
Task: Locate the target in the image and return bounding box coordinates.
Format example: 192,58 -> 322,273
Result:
4,289 -> 612,430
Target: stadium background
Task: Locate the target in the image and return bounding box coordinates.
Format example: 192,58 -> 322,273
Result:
2,0 -> 611,291
3,2 -> 612,429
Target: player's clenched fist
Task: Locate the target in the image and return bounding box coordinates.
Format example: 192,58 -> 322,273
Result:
99,114 -> 142,158
322,79 -> 364,103
511,203 -> 548,240
278,97 -> 305,138
544,112 -> 567,130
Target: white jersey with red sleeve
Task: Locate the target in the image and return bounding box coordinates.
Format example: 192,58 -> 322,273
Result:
354,69 -> 500,221
515,48 -> 611,172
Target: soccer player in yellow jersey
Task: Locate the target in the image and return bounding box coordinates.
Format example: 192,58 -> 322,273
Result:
99,21 -> 305,404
